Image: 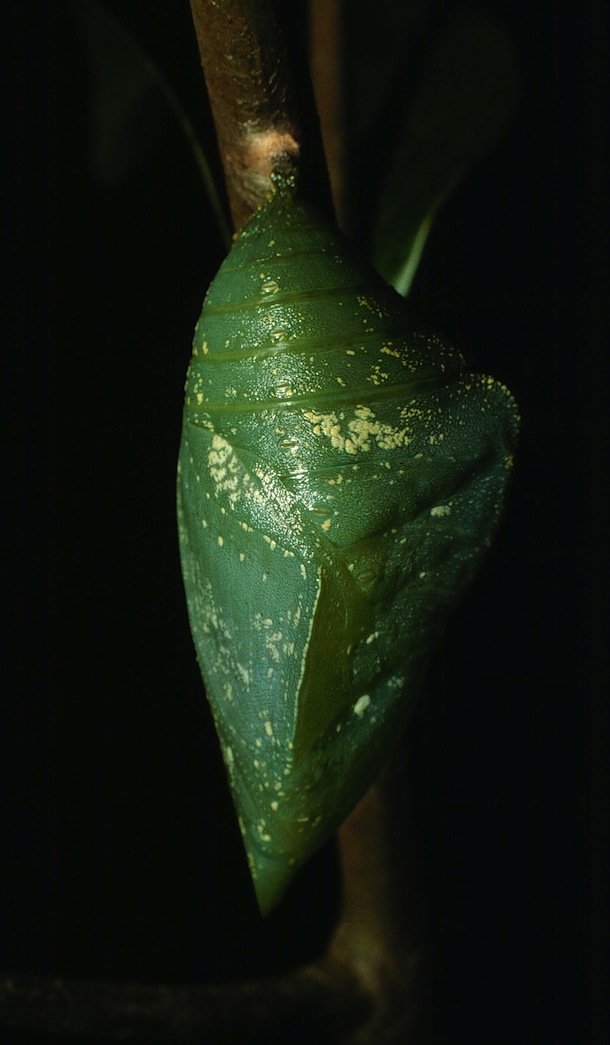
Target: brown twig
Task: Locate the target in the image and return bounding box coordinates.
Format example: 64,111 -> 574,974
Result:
0,964 -> 369,1042
328,745 -> 435,1042
186,10 -> 435,1023
188,0 -> 330,231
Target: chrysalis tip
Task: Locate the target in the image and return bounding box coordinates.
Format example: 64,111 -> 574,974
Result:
247,843 -> 296,917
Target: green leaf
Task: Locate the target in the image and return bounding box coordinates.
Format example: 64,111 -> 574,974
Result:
372,6 -> 520,296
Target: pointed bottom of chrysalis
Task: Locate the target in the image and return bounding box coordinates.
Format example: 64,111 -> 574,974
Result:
247,844 -> 297,917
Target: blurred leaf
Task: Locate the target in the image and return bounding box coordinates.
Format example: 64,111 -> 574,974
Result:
372,5 -> 520,296
345,0 -> 433,140
78,0 -> 230,245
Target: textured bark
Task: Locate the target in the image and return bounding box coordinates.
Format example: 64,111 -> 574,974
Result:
329,748 -> 436,1042
0,965 -> 369,1042
188,0 -> 330,230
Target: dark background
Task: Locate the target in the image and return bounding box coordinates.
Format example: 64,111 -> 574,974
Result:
4,2 -> 607,1043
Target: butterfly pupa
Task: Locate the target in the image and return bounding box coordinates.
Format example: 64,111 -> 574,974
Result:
177,182 -> 519,914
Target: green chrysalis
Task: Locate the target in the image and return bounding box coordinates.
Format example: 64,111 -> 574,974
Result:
177,182 -> 518,914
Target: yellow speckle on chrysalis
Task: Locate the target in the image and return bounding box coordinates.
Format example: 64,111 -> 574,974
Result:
259,827 -> 272,843
217,535 -> 224,546
353,694 -> 371,717
304,405 -> 410,455
264,721 -> 273,737
430,505 -> 451,518
236,663 -> 250,685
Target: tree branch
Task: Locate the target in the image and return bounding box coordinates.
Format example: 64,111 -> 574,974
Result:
188,0 -> 330,231
0,964 -> 369,1042
329,744 -> 435,1041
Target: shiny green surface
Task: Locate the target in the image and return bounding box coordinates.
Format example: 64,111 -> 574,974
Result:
177,188 -> 519,914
